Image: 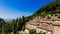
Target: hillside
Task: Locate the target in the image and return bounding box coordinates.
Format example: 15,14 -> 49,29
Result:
25,0 -> 60,21
31,0 -> 60,18
25,0 -> 60,34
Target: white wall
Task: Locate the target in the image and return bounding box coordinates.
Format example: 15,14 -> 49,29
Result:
24,29 -> 29,34
36,28 -> 51,34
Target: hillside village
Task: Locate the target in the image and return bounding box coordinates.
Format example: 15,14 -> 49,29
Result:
25,15 -> 60,34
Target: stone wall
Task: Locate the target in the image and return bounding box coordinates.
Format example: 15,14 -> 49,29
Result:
53,26 -> 60,34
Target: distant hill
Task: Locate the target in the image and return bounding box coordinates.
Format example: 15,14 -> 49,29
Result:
4,18 -> 13,22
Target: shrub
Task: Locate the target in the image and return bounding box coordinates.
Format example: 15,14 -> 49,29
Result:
58,15 -> 60,18
29,29 -> 37,34
47,16 -> 51,19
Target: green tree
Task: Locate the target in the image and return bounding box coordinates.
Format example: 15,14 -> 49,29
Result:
18,16 -> 26,31
29,29 -> 37,34
0,18 -> 5,28
0,18 -> 5,34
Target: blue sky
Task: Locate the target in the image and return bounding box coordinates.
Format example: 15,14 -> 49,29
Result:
0,0 -> 54,19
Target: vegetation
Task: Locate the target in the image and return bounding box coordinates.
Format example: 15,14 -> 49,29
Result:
32,0 -> 60,18
58,15 -> 60,18
0,0 -> 60,34
29,29 -> 44,34
29,29 -> 37,34
0,16 -> 26,34
47,16 -> 51,19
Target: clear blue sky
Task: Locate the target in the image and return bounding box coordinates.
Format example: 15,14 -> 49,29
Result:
0,0 -> 54,19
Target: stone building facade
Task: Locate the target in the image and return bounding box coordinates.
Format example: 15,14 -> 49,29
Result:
25,16 -> 60,34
